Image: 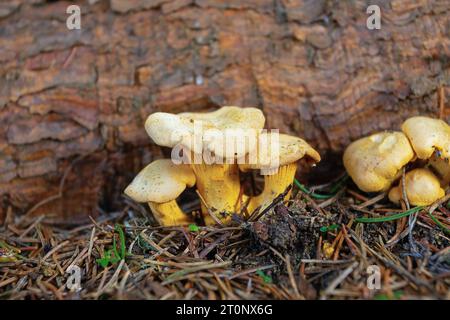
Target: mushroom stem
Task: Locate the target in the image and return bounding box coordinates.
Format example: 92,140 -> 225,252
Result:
247,163 -> 297,214
148,201 -> 193,226
191,163 -> 241,225
124,159 -> 196,227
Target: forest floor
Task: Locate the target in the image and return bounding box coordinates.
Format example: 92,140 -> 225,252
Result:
0,174 -> 449,300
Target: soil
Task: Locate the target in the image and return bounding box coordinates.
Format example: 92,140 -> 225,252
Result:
1,178 -> 448,300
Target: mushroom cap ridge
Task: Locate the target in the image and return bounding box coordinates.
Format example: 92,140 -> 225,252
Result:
124,159 -> 196,204
145,106 -> 265,159
402,116 -> 450,159
239,133 -> 320,172
343,131 -> 415,192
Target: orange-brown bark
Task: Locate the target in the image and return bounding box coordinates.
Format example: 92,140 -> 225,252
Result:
0,0 -> 449,223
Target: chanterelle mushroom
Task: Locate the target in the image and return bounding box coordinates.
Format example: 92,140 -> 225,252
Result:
428,154 -> 450,186
124,159 -> 196,226
343,132 -> 415,192
145,106 -> 265,225
145,106 -> 265,160
402,116 -> 450,159
239,133 -> 321,214
388,168 -> 445,206
402,116 -> 450,188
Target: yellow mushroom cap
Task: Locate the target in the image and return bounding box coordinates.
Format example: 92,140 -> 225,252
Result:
343,131 -> 415,192
145,106 -> 265,160
124,159 -> 196,203
401,116 -> 450,159
429,154 -> 450,186
238,133 -> 320,214
239,133 -> 321,173
388,168 -> 445,206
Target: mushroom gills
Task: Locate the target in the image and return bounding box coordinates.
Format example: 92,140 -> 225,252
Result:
192,162 -> 242,225
144,106 -> 267,225
148,201 -> 193,226
246,162 -> 297,214
239,133 -> 320,215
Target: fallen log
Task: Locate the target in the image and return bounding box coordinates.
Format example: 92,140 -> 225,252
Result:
0,0 -> 449,223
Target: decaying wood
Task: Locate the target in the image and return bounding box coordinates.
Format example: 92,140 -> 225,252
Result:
0,0 -> 449,223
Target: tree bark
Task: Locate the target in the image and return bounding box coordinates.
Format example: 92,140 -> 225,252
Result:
0,0 -> 449,223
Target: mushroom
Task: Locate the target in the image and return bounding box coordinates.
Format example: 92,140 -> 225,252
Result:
239,133 -> 321,214
402,116 -> 450,186
401,116 -> 450,159
388,168 -> 445,206
145,106 -> 265,160
145,106 -> 265,224
124,159 -> 196,226
343,131 -> 415,192
428,154 -> 450,186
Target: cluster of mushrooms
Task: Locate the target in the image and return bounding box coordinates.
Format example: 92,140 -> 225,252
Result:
125,106 -> 321,226
344,116 -> 450,206
125,109 -> 449,227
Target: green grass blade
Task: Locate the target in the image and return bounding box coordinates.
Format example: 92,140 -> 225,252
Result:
427,211 -> 450,234
294,175 -> 348,200
115,224 -> 126,259
329,175 -> 350,194
294,179 -> 335,199
355,206 -> 424,223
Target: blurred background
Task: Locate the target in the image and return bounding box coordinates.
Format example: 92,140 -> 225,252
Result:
0,0 -> 449,224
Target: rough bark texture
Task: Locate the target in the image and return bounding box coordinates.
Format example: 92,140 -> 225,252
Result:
0,0 -> 449,223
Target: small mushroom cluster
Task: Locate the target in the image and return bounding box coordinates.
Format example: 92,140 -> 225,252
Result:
344,116 -> 450,206
125,106 -> 320,226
